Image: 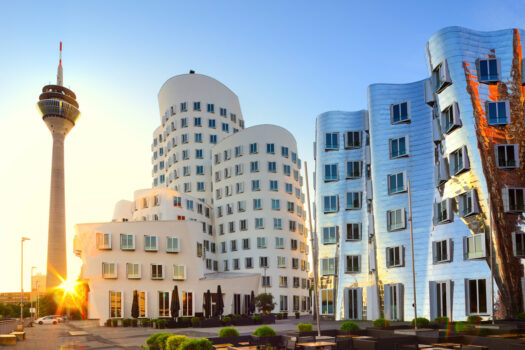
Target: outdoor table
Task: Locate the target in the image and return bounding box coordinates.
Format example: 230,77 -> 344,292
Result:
352,336 -> 373,339
315,336 -> 335,341
487,334 -> 519,338
230,346 -> 257,350
297,341 -> 337,349
238,342 -> 250,345
431,343 -> 461,349
214,344 -> 233,349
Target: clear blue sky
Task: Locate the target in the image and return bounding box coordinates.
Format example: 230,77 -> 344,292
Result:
0,0 -> 523,291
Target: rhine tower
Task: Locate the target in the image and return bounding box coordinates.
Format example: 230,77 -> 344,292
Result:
37,43 -> 81,289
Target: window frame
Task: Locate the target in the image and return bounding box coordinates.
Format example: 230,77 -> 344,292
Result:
389,136 -> 409,159
390,101 -> 411,124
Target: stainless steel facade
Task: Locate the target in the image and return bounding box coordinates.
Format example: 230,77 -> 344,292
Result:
315,26 -> 524,321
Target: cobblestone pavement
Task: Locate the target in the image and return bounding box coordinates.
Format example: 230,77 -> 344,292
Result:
2,317 -> 375,349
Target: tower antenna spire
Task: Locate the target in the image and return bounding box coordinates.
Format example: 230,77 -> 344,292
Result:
57,42 -> 63,86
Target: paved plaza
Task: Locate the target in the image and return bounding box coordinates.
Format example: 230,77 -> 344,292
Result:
3,317 -> 370,350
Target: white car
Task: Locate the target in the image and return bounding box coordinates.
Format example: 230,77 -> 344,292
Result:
36,316 -> 58,325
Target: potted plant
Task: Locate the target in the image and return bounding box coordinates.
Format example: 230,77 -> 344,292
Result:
251,326 -> 281,347
111,318 -> 119,327
337,321 -> 364,335
166,335 -> 189,350
411,318 -> 430,328
191,316 -> 201,327
145,332 -> 171,350
140,318 -> 151,327
104,319 -> 111,327
222,316 -> 232,325
251,315 -> 262,324
295,312 -> 300,319
131,318 -> 138,327
157,319 -> 167,329
179,338 -> 214,350
122,318 -> 131,327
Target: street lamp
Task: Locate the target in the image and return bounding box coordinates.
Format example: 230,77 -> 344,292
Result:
20,237 -> 30,325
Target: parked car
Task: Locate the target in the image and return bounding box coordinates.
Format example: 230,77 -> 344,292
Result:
36,316 -> 58,325
52,315 -> 66,322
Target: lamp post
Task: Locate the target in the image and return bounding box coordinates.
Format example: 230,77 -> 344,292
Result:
20,237 -> 30,325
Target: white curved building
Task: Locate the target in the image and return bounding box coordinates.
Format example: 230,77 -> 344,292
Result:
152,72 -> 245,204
212,124 -> 310,313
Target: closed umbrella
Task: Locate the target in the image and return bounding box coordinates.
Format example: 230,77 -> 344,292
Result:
204,289 -> 212,318
170,285 -> 180,319
250,290 -> 256,314
215,285 -> 224,317
131,290 -> 139,319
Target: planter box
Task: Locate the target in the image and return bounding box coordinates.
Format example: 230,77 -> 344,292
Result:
336,329 -> 367,336
209,336 -> 251,346
261,315 -> 275,324
232,318 -> 254,326
200,318 -> 223,328
251,335 -> 282,347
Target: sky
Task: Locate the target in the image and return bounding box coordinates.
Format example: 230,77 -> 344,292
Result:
0,0 -> 523,292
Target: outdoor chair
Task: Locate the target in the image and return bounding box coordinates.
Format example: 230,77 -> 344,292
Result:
298,336 -> 315,343
286,339 -> 297,350
352,339 -> 378,350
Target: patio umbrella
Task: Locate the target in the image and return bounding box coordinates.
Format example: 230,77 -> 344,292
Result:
170,285 -> 180,319
215,285 -> 224,317
204,289 -> 212,318
131,290 -> 139,319
250,290 -> 256,314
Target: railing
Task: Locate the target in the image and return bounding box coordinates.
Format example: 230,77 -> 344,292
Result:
0,319 -> 19,334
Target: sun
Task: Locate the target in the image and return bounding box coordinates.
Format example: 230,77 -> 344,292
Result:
58,278 -> 79,297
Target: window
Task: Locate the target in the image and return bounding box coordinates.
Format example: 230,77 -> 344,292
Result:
271,199 -> 280,210
344,131 -> 361,149
384,284 -> 404,320
157,291 -> 170,317
504,188 -> 525,212
323,195 -> 338,213
182,291 -> 193,316
390,136 -> 408,158
259,256 -> 269,268
275,237 -> 284,249
235,145 -> 243,157
253,199 -> 262,210
391,102 -> 410,123
280,295 -> 288,311
449,146 -> 470,175
478,58 -> 501,83
195,133 -> 202,143
345,255 -> 360,273
322,226 -> 338,244
433,239 -> 451,263
240,219 -> 247,231
347,288 -> 362,320
345,192 -> 362,210
222,123 -> 229,132
281,146 -> 289,157
279,276 -> 288,288
232,259 -> 240,270
144,235 -> 158,251
346,161 -> 361,179
496,144 -> 518,168
486,101 -> 509,125
285,183 -> 293,193
458,190 -> 479,217
386,246 -> 404,267
242,238 -> 250,250
430,281 -> 451,320
467,279 -> 488,315
432,60 -> 452,93
197,182 -> 205,192
321,289 -> 334,315
120,234 -> 134,250
277,256 -> 286,268
173,265 -> 186,280
230,240 -> 237,251
197,242 -> 203,257
210,135 -> 217,144
249,143 -> 258,154
325,132 -> 339,150
208,119 -> 216,128
109,291 -> 122,318
102,262 -> 117,279
151,264 -> 164,280
274,218 -> 282,230
167,237 -> 179,253
268,162 -> 277,172
283,165 -> 291,176
269,180 -> 278,191
238,201 -> 246,212
290,239 -> 298,250
324,164 -> 338,182
464,233 -> 486,260
441,103 -> 462,133
387,208 -> 406,231
512,232 -> 525,257
255,218 -> 264,229
346,223 -> 361,241
435,199 -> 453,224
235,164 -> 243,175
250,161 -> 259,172
257,236 -> 267,248
266,143 -> 275,154
252,180 -> 260,191
182,150 -> 189,159
96,232 -> 111,250
207,103 -> 215,113
388,172 -> 406,194
220,107 -> 227,116
262,276 -> 271,287
321,258 -> 336,275
287,201 -> 294,213
127,263 -> 140,279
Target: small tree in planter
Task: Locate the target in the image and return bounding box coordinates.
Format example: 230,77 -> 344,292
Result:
251,315 -> 262,324
156,319 -> 167,329
111,318 -> 119,327
140,318 -> 150,327
340,321 -> 360,331
254,293 -> 276,314
131,318 -> 138,327
222,316 -> 232,325
122,318 -> 131,327
251,325 -> 280,347
179,338 -> 214,350
297,323 -> 313,332
411,318 -> 430,328
517,312 -> 525,320
466,315 -> 482,325
191,316 -> 201,327
146,332 -> 170,350
295,312 -> 300,319
218,327 -> 240,337
372,318 -> 388,328
166,335 -> 189,350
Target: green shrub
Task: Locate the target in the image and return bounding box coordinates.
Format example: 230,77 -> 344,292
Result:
251,315 -> 261,322
111,318 -> 119,327
372,318 -> 388,328
340,321 -> 360,331
517,312 -> 525,320
140,318 -> 150,326
166,335 -> 189,350
122,318 -> 131,327
179,338 -> 214,350
222,316 -> 231,324
455,322 -> 474,333
156,319 -> 167,328
191,317 -> 200,325
297,323 -> 313,332
467,315 -> 482,324
410,318 -> 430,328
252,325 -> 277,336
233,314 -> 242,319
131,318 -> 138,327
434,316 -> 449,324
146,332 -> 170,349
218,326 -> 240,337
295,312 -> 300,317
